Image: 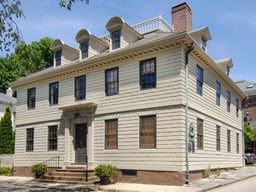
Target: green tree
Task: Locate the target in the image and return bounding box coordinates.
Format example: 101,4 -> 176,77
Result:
0,107 -> 15,154
244,124 -> 256,141
0,37 -> 53,93
0,0 -> 89,54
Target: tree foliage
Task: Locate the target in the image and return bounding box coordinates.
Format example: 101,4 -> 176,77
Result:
244,124 -> 256,142
0,107 -> 15,154
0,37 -> 53,93
0,0 -> 89,54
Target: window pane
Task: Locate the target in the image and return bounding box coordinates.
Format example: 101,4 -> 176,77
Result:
197,119 -> 203,150
49,82 -> 59,105
26,128 -> 34,152
216,81 -> 221,106
55,50 -> 62,66
140,58 -> 156,90
227,91 -> 231,112
111,30 -> 121,49
75,75 -> 86,100
48,125 -> 58,151
105,68 -> 118,96
196,65 -> 203,95
216,125 -> 220,151
27,87 -> 36,109
105,119 -> 118,149
140,115 -> 156,148
81,41 -> 89,59
227,130 -> 231,152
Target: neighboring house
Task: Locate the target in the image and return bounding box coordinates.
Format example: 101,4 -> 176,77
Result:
0,87 -> 16,127
236,80 -> 256,153
11,3 -> 246,185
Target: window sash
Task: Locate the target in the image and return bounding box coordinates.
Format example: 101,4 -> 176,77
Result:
75,75 -> 86,100
216,126 -> 220,151
111,30 -> 121,49
27,88 -> 36,109
49,82 -> 59,105
48,125 -> 58,151
105,119 -> 118,149
140,58 -> 156,90
197,119 -> 203,149
81,41 -> 89,59
26,128 -> 34,152
105,68 -> 118,96
55,50 -> 62,66
236,133 -> 239,153
140,115 -> 156,148
227,130 -> 231,152
236,99 -> 239,117
196,65 -> 203,95
227,91 -> 231,112
216,81 -> 221,106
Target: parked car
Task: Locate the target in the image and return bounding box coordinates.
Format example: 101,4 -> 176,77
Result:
244,153 -> 255,164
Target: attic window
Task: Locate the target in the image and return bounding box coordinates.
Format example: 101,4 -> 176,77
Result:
55,50 -> 62,66
246,84 -> 255,89
81,41 -> 89,59
202,38 -> 207,51
111,30 -> 121,50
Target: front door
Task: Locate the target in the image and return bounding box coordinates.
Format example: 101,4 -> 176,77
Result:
75,123 -> 87,163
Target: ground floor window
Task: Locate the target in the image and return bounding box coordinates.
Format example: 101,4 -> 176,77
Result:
105,119 -> 118,149
26,128 -> 34,152
227,129 -> 231,152
48,125 -> 58,151
140,115 -> 156,148
197,118 -> 203,150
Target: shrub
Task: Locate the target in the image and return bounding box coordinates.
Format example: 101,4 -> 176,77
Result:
94,164 -> 118,177
0,166 -> 13,176
203,164 -> 211,178
30,163 -> 47,178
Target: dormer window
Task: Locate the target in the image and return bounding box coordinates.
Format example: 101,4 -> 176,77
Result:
55,50 -> 62,66
81,41 -> 89,59
111,30 -> 121,50
202,38 -> 207,51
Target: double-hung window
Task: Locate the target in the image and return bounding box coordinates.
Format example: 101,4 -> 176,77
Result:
49,82 -> 59,105
197,118 -> 203,150
140,115 -> 156,148
105,119 -> 118,149
216,81 -> 221,106
196,65 -> 203,95
55,50 -> 62,66
27,87 -> 36,109
140,58 -> 156,90
111,30 -> 121,50
236,98 -> 239,117
236,133 -> 239,153
48,125 -> 58,151
75,75 -> 86,100
216,125 -> 221,151
81,41 -> 89,59
227,129 -> 231,152
226,91 -> 231,112
105,67 -> 118,96
26,128 -> 34,152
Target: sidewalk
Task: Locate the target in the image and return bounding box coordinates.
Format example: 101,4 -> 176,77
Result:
1,166 -> 256,192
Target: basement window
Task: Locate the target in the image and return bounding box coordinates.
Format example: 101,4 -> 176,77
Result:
121,170 -> 137,177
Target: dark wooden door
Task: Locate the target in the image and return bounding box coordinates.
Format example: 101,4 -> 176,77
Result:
75,123 -> 87,163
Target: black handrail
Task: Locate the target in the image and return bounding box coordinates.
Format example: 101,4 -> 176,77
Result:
43,156 -> 60,174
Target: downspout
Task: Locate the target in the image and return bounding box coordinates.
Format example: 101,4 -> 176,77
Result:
185,43 -> 194,185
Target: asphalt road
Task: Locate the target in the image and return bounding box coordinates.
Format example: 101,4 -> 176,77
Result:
207,175 -> 256,192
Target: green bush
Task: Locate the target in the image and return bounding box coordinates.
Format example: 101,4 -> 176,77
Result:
0,166 -> 13,176
94,164 -> 118,177
30,163 -> 47,174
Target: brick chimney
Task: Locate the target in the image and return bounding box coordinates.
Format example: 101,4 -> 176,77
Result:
171,2 -> 192,32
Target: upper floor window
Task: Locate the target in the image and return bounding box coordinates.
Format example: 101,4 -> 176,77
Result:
75,75 -> 86,100
140,115 -> 156,149
105,67 -> 118,96
26,128 -> 34,152
111,30 -> 121,50
197,118 -> 203,150
196,65 -> 203,95
202,39 -> 207,51
140,58 -> 156,90
216,81 -> 221,106
48,125 -> 58,151
105,119 -> 118,149
49,82 -> 59,105
236,98 -> 239,117
226,91 -> 231,112
27,87 -> 36,109
55,50 -> 62,66
81,41 -> 89,59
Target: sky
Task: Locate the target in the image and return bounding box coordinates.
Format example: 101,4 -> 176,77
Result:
10,0 -> 256,82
